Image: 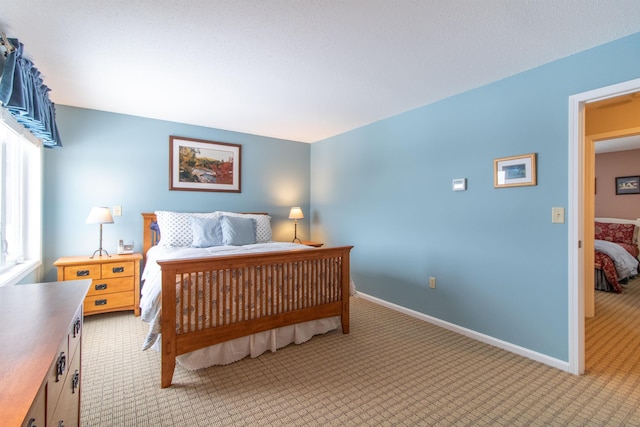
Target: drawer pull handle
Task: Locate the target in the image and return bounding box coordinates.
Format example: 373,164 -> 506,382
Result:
112,266 -> 125,273
56,352 -> 66,382
72,370 -> 80,394
95,299 -> 107,306
95,283 -> 107,291
76,270 -> 90,277
58,421 -> 65,427
27,418 -> 37,427
73,317 -> 81,338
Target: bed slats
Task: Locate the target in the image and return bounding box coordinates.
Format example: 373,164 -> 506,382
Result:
158,245 -> 352,388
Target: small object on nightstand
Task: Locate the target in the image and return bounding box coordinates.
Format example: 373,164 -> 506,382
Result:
117,240 -> 134,254
54,253 -> 142,316
300,241 -> 323,248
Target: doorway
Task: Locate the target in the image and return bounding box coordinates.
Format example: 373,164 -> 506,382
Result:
568,77 -> 640,375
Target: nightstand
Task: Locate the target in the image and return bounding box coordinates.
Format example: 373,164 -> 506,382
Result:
54,253 -> 142,316
300,241 -> 323,248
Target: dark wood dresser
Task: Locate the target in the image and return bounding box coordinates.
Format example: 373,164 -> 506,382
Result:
0,280 -> 91,427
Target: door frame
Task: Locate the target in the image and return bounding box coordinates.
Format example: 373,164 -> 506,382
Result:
568,77 -> 640,375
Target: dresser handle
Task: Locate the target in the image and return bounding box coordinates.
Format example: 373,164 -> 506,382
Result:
56,352 -> 66,382
95,299 -> 107,306
73,317 -> 81,338
26,418 -> 37,427
72,370 -> 80,394
112,266 -> 124,273
76,270 -> 90,277
58,421 -> 65,427
95,283 -> 107,291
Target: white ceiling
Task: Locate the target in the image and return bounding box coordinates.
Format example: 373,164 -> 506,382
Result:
2,1 -> 640,143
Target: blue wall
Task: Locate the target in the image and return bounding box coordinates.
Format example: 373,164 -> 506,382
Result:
311,32 -> 640,361
42,32 -> 640,362
42,107 -> 311,281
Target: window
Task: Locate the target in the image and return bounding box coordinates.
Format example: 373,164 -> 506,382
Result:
0,108 -> 42,286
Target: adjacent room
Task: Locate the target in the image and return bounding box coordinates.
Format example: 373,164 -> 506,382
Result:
2,1 -> 640,425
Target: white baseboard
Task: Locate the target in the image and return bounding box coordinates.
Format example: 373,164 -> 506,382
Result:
355,292 -> 571,373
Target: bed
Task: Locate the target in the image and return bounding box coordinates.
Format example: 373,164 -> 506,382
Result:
594,218 -> 640,293
140,211 -> 354,388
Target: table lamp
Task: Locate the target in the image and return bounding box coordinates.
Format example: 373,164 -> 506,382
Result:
288,207 -> 304,243
86,206 -> 114,258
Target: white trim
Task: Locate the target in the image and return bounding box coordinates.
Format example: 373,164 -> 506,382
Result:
356,292 -> 570,372
568,77 -> 640,375
0,107 -> 42,148
0,259 -> 41,287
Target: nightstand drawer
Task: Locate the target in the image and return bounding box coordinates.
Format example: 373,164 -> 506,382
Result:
63,264 -> 101,280
87,277 -> 133,296
84,291 -> 134,313
101,261 -> 134,278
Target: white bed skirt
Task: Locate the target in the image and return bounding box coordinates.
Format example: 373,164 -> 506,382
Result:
151,316 -> 341,371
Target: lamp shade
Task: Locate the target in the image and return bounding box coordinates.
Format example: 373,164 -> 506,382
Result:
86,207 -> 114,224
288,207 -> 304,220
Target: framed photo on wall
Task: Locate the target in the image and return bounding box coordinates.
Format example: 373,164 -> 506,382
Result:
615,176 -> 640,195
169,136 -> 241,192
494,153 -> 537,188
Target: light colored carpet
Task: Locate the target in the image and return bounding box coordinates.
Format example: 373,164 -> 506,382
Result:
81,277 -> 640,426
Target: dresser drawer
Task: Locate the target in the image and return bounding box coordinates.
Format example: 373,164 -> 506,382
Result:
49,346 -> 81,427
101,261 -> 134,278
85,291 -> 134,314
22,382 -> 45,427
87,277 -> 133,297
63,264 -> 101,280
47,338 -> 70,425
68,306 -> 83,363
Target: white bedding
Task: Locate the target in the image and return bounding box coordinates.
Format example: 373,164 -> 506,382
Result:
140,243 -> 353,371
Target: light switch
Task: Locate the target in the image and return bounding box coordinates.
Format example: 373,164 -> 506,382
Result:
552,207 -> 564,224
113,205 -> 122,216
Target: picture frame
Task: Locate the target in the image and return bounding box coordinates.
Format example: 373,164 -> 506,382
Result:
615,176 -> 640,195
494,153 -> 537,188
169,136 -> 241,192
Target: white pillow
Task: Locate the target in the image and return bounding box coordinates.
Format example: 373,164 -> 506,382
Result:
215,212 -> 272,243
155,211 -> 221,247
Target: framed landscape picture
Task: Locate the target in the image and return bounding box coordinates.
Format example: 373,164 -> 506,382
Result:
169,136 -> 241,192
615,176 -> 640,195
494,153 -> 537,188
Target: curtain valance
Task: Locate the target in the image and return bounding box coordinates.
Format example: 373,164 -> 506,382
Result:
0,37 -> 62,148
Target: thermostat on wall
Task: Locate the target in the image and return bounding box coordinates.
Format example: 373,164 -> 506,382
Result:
452,178 -> 467,191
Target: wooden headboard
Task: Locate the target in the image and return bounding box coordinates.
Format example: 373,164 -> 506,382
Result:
142,212 -> 159,258
141,212 -> 269,259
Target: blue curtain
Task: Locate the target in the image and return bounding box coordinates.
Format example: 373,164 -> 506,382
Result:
0,38 -> 62,148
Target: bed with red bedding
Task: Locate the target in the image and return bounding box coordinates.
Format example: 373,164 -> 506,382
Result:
594,219 -> 640,293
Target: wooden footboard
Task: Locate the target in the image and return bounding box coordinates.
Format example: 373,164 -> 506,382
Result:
158,246 -> 352,387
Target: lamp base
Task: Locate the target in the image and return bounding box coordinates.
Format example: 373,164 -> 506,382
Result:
292,220 -> 302,244
90,248 -> 111,259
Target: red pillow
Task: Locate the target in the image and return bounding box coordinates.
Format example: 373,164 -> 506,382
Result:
594,222 -> 635,245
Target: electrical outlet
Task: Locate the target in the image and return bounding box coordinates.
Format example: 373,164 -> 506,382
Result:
429,277 -> 436,289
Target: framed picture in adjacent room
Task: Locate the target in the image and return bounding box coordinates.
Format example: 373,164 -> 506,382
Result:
169,136 -> 241,192
615,176 -> 640,195
494,153 -> 537,188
